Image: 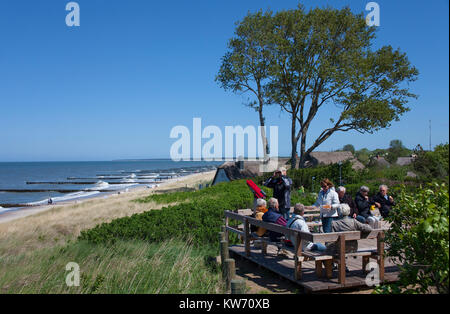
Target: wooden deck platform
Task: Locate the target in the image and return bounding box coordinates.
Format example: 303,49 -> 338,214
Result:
229,238 -> 399,293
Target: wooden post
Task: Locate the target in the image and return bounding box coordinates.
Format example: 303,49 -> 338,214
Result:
261,240 -> 267,255
220,240 -> 229,277
294,232 -> 303,280
231,279 -> 246,294
244,218 -> 250,257
362,256 -> 370,274
337,235 -> 346,285
224,258 -> 236,292
219,232 -> 225,242
225,216 -> 229,242
324,260 -> 333,279
315,261 -> 323,278
377,232 -> 385,283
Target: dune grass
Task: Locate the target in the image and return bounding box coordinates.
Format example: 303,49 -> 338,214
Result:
0,238 -> 222,294
0,171 -> 221,294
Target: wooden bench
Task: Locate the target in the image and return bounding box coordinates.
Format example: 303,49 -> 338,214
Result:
224,210 -> 386,285
302,248 -> 377,279
236,208 -> 321,231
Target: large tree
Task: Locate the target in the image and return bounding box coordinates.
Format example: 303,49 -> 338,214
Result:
216,11 -> 274,160
267,6 -> 419,168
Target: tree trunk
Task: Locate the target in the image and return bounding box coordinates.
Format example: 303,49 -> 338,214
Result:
291,116 -> 298,169
258,104 -> 269,161
299,128 -> 308,168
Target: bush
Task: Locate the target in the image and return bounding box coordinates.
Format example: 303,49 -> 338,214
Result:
375,183 -> 449,294
79,180 -> 255,246
259,161 -> 360,191
412,143 -> 449,182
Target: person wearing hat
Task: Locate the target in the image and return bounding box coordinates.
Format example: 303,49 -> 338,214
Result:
263,166 -> 292,220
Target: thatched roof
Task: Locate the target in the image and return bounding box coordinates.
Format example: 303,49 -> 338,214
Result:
370,156 -> 390,167
304,151 -> 365,170
396,157 -> 415,166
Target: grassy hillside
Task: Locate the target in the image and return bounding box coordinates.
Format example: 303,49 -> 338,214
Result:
79,180 -> 257,246
0,239 -> 222,293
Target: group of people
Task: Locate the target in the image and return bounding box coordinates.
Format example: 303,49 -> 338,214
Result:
252,167 -> 396,254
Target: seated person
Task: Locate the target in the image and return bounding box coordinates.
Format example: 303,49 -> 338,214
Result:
262,198 -> 287,242
354,185 -> 380,228
251,198 -> 268,237
286,203 -> 326,252
373,185 -> 395,218
336,186 -> 357,219
325,204 -> 373,255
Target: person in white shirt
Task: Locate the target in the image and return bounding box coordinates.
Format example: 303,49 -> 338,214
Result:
313,178 -> 340,233
286,203 -> 326,251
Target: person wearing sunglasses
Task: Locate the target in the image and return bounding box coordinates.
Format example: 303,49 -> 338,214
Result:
313,178 -> 340,233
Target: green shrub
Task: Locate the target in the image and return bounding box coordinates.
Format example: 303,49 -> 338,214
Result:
375,183 -> 449,294
412,143 -> 449,182
79,180 -> 254,246
259,161 -> 360,191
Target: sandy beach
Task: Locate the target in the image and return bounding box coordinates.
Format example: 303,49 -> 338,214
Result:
0,170 -> 216,255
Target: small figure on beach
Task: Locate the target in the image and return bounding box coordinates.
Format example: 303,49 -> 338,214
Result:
48,198 -> 53,204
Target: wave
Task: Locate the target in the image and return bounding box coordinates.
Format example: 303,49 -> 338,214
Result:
95,181 -> 110,188
121,178 -> 136,183
85,181 -> 110,191
108,183 -> 137,190
0,206 -> 16,214
25,191 -> 101,206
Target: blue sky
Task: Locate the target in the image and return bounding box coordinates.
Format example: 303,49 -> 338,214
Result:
0,0 -> 448,161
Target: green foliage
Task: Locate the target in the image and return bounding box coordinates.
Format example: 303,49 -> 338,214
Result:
342,144 -> 355,154
375,183 -> 449,294
412,143 -> 449,182
355,148 -> 371,166
290,190 -> 318,206
79,180 -> 255,246
386,139 -> 412,164
260,161 -> 360,192
217,6 -> 418,168
0,239 -> 222,293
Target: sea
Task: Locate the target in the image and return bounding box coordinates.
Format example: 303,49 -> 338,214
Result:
0,160 -> 221,215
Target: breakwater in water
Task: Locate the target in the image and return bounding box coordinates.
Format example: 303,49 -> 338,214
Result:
0,160 -> 220,213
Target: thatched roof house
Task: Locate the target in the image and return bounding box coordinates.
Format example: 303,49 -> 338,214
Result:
396,156 -> 415,166
303,151 -> 365,170
369,156 -> 390,168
